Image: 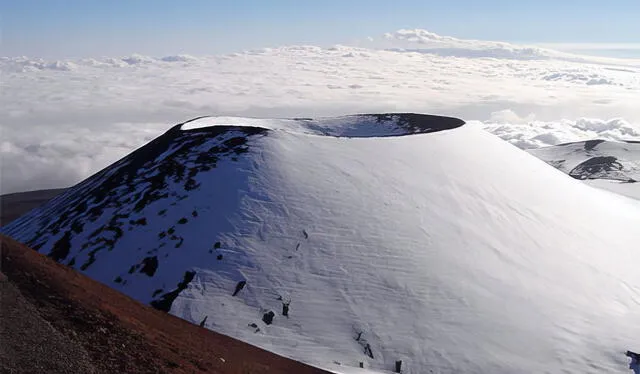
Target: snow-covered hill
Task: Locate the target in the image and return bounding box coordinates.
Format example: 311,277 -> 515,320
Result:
2,114 -> 640,373
529,140 -> 640,200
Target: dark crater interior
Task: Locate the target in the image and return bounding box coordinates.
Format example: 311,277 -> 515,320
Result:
366,113 -> 465,135
294,113 -> 464,138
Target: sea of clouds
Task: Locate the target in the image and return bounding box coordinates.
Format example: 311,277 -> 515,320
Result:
1,29 -> 639,193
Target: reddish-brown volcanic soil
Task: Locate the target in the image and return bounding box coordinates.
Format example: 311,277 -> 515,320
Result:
0,235 -> 331,374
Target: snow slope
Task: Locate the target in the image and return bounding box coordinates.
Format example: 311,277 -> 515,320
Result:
2,114 -> 640,373
529,140 -> 640,200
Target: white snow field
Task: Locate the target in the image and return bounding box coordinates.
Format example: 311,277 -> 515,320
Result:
529,140 -> 640,200
2,114 -> 640,373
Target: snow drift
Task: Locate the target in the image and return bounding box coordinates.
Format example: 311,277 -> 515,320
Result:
2,114 -> 640,373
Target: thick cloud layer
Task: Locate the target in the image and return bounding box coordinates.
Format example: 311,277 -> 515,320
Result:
1,30 -> 639,193
479,114 -> 640,149
0,122 -> 168,194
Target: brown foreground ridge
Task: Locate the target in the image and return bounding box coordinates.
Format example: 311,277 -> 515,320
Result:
0,235 -> 330,374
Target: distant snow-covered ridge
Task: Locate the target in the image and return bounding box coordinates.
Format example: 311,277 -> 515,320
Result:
528,139 -> 640,200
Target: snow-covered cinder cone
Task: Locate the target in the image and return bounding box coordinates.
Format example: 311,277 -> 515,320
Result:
3,113 -> 640,374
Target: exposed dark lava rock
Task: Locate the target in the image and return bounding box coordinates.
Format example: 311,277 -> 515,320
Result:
129,218 -> 147,226
248,322 -> 260,333
199,316 -> 208,327
232,280 -> 246,297
569,156 -> 631,181
364,343 -> 374,359
49,231 -> 72,262
262,311 -> 275,325
151,270 -> 196,312
139,256 -> 159,277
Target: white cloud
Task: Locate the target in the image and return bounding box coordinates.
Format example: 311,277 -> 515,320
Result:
488,109 -> 536,124
481,117 -> 640,149
372,29 -> 552,60
373,29 -> 640,65
0,122 -> 168,193
385,29 -> 459,43
1,29 -> 639,193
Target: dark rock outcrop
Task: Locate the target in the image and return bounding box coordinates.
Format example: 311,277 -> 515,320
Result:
262,311 -> 275,325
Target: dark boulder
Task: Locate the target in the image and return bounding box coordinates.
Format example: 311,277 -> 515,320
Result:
262,311 -> 275,325
232,280 -> 246,296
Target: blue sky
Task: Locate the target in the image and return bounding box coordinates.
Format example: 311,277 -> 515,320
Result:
2,0 -> 639,58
